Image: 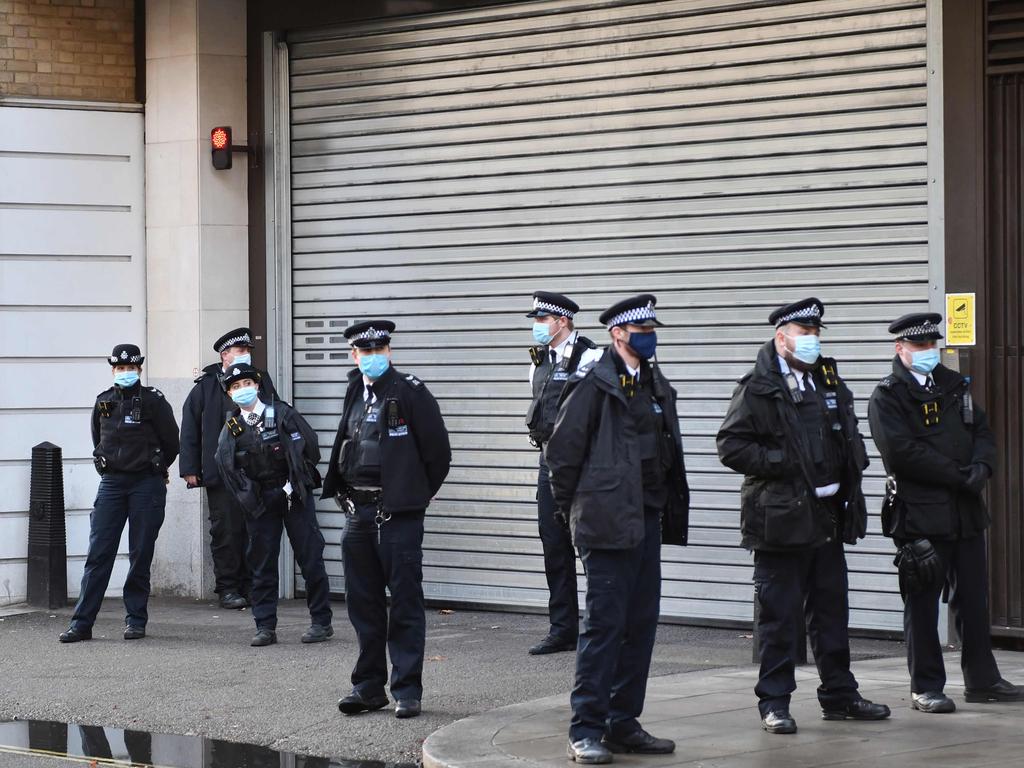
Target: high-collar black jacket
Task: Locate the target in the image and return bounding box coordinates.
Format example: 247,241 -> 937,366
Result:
321,366 -> 451,514
545,348 -> 689,550
868,357 -> 996,541
717,340 -> 869,552
214,398 -> 319,518
178,362 -> 277,486
92,382 -> 180,476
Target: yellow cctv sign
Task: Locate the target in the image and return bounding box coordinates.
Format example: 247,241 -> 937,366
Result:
945,293 -> 976,346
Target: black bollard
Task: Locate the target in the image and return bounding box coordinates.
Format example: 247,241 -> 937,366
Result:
27,442 -> 68,609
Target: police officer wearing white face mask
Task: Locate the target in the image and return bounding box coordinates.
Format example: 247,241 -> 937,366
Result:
869,312 -> 1021,713
322,320 -> 451,720
717,298 -> 890,734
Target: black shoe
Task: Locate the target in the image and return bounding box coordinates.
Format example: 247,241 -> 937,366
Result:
395,699 -> 421,719
822,698 -> 891,721
338,691 -> 389,715
567,737 -> 613,764
602,728 -> 674,754
58,627 -> 91,644
528,634 -> 576,655
761,709 -> 797,734
301,624 -> 333,643
220,592 -> 249,610
965,678 -> 1024,702
123,625 -> 146,640
250,628 -> 277,647
911,691 -> 956,713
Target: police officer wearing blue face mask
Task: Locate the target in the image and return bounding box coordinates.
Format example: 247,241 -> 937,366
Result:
717,298 -> 890,734
215,363 -> 332,648
525,291 -> 601,656
322,320 -> 451,720
179,327 -> 278,611
59,344 -> 180,643
547,294 -> 690,764
869,313 -> 1021,713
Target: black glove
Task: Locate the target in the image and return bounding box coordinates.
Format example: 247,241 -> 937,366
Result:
959,463 -> 990,495
553,508 -> 570,532
894,538 -> 944,594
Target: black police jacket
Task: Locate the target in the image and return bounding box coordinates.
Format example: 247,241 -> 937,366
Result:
214,399 -> 320,518
868,358 -> 996,540
546,348 -> 689,550
92,382 -> 180,476
321,366 -> 452,514
178,362 -> 277,486
716,340 -> 869,552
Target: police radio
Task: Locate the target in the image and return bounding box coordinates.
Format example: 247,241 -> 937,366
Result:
261,400 -> 280,445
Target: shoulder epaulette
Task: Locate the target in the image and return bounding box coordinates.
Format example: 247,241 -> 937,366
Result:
145,386 -> 165,398
193,371 -> 210,384
877,375 -> 896,390
404,374 -> 424,389
576,335 -> 597,350
571,362 -> 597,380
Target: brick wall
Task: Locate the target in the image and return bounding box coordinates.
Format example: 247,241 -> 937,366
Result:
0,0 -> 135,102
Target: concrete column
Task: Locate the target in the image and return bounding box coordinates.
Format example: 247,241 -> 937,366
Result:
145,0 -> 247,597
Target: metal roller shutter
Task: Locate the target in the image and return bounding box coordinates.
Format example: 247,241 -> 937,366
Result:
287,0 -> 930,631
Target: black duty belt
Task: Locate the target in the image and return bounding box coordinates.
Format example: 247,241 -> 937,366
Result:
348,488 -> 382,504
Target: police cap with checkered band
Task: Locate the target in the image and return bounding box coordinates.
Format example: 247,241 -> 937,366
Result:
213,327 -> 255,354
526,291 -> 580,319
599,294 -> 663,328
220,362 -> 262,391
344,320 -> 396,350
108,343 -> 145,366
888,312 -> 943,341
768,297 -> 827,329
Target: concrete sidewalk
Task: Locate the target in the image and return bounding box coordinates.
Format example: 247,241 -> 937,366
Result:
423,651 -> 1024,768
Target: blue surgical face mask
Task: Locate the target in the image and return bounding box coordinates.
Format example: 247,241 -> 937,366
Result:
230,386 -> 258,407
627,330 -> 658,360
786,333 -> 821,365
910,348 -> 940,374
113,371 -> 139,388
358,353 -> 390,379
532,322 -> 554,345
231,352 -> 252,366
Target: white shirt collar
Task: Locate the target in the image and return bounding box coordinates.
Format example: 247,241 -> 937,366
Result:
910,370 -> 930,386
625,362 -> 640,378
549,330 -> 578,360
777,355 -> 814,391
240,398 -> 266,418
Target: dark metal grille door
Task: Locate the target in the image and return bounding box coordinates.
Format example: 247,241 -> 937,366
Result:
286,0 -> 931,630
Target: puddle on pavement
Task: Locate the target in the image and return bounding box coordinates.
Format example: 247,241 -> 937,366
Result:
0,719 -> 418,767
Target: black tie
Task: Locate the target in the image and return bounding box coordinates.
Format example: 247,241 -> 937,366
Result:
550,349 -> 557,366
925,376 -> 936,393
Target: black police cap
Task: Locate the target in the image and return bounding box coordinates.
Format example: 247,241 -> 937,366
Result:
221,362 -> 262,391
599,294 -> 662,328
108,343 -> 145,366
526,291 -> 580,318
344,320 -> 396,350
769,297 -> 826,329
888,312 -> 943,341
214,327 -> 255,354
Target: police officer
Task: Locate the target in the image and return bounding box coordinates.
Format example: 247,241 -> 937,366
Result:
868,312 -> 1022,712
322,320 -> 451,720
59,344 -> 180,643
525,291 -> 601,656
717,298 -> 890,734
215,363 -> 332,647
179,327 -> 277,610
547,295 -> 689,764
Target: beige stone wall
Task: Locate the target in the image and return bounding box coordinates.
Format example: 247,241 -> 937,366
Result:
0,0 -> 135,102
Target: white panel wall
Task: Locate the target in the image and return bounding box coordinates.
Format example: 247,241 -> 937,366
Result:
0,104 -> 146,606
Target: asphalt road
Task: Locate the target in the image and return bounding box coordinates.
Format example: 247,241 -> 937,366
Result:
0,597 -> 904,765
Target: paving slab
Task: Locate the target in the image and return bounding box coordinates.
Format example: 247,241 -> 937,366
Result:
423,651 -> 1024,768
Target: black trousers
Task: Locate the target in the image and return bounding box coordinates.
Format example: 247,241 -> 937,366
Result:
246,489 -> 332,631
753,540 -> 860,716
341,506 -> 426,701
538,454 -> 579,641
570,508 -> 661,742
205,484 -> 251,596
904,535 -> 1001,693
71,472 -> 165,631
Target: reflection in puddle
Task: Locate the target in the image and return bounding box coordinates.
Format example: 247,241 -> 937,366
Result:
0,719 -> 417,767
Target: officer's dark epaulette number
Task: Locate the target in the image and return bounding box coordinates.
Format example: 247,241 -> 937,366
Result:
878,376 -> 896,390
404,374 -> 423,389
571,363 -> 596,380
